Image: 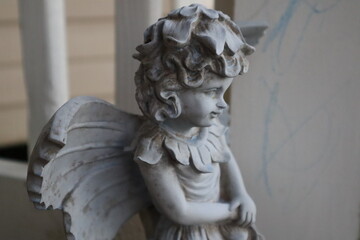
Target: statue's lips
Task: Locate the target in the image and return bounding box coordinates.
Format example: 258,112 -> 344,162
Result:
210,111 -> 221,118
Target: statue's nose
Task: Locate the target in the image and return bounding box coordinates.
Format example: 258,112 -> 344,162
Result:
216,98 -> 227,109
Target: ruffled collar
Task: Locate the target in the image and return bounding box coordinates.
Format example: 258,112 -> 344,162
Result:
135,120 -> 230,173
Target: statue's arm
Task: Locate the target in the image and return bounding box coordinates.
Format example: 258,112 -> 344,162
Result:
221,145 -> 249,201
220,140 -> 257,226
136,157 -> 237,225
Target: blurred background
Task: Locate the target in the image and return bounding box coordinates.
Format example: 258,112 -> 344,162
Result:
0,0 -> 359,239
0,0 -> 216,152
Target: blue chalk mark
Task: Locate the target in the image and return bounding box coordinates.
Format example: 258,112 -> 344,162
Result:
289,11 -> 314,64
276,106 -> 333,172
258,77 -> 353,197
260,82 -> 280,196
267,78 -> 349,167
262,0 -> 301,58
289,0 -> 341,63
303,0 -> 340,14
259,78 -> 299,167
262,0 -> 341,68
251,0 -> 343,196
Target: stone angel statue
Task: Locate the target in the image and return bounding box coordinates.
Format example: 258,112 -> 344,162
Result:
27,4 -> 265,240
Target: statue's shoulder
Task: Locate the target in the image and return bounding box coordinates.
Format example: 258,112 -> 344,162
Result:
134,121 -> 167,165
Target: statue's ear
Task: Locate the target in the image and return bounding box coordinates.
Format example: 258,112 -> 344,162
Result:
157,90 -> 181,120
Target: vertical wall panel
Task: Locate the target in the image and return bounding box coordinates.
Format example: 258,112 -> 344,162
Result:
231,0 -> 360,239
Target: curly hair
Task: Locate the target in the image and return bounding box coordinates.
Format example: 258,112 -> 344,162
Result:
134,4 -> 254,122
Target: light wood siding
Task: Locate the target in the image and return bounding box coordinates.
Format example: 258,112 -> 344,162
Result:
0,0 -> 115,146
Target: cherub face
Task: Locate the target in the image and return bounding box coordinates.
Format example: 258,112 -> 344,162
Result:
177,73 -> 233,128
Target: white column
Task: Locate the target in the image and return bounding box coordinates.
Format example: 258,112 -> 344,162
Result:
18,0 -> 69,155
114,0 -> 163,114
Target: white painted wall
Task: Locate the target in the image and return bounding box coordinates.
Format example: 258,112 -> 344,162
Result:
231,0 -> 360,239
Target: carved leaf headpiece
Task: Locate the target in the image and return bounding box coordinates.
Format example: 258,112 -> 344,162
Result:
163,4 -> 254,56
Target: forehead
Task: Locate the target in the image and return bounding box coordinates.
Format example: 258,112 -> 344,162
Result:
199,72 -> 233,89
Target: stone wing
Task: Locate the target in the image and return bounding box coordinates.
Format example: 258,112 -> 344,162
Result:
239,22 -> 268,47
27,96 -> 150,240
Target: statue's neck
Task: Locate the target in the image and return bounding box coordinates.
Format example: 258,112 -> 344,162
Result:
160,119 -> 201,140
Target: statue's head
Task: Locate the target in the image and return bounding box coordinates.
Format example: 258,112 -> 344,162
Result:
134,4 -> 254,122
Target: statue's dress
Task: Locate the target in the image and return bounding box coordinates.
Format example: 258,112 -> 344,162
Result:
134,120 -> 246,240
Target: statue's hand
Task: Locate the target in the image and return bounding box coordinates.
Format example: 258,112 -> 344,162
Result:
229,193 -> 256,227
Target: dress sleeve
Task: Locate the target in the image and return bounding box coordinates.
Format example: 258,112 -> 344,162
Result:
134,133 -> 165,165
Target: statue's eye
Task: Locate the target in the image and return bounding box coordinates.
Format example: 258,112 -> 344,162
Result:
204,88 -> 221,96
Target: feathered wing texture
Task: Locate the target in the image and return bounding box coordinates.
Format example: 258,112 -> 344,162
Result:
27,96 -> 151,240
